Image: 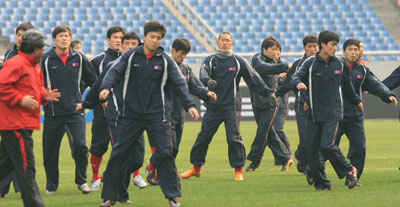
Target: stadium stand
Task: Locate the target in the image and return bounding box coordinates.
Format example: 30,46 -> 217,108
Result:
0,0 -> 399,62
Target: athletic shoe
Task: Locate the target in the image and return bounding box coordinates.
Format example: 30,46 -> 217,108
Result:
145,166 -> 158,185
245,162 -> 260,172
315,186 -> 333,191
345,178 -> 362,187
306,173 -> 314,185
45,190 -> 56,195
100,200 -> 116,207
169,197 -> 181,207
296,161 -> 305,174
116,199 -> 133,205
346,167 -> 358,189
180,167 -> 202,179
133,175 -> 147,189
90,179 -> 102,191
78,183 -> 90,194
234,172 -> 244,181
281,159 -> 294,171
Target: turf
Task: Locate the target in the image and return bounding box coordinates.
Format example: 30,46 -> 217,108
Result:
1,120 -> 399,207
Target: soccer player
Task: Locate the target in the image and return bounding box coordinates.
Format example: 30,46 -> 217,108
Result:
180,32 -> 273,181
329,39 -> 397,186
99,21 -> 198,207
276,35 -> 318,174
245,36 -> 292,172
0,29 -> 59,207
41,25 -> 97,194
87,26 -> 125,191
71,39 -> 83,53
0,22 -> 34,198
291,30 -> 362,190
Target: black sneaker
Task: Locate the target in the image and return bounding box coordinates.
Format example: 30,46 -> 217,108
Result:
169,197 -> 181,207
346,167 -> 358,189
145,165 -> 158,185
296,161 -> 305,174
245,162 -> 260,172
306,173 -> 314,185
315,186 -> 332,191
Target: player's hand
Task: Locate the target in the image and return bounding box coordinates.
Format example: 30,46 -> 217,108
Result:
44,88 -> 61,102
304,103 -> 309,111
207,91 -> 217,100
389,96 -> 398,106
76,103 -> 83,112
102,101 -> 108,110
21,95 -> 39,109
357,102 -> 364,111
296,83 -> 307,91
279,72 -> 287,79
271,93 -> 277,100
188,107 -> 200,121
99,89 -> 110,101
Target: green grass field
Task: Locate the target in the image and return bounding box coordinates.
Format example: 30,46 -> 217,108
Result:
1,120 -> 400,207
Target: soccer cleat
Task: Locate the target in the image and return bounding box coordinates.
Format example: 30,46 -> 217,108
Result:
315,186 -> 333,191
169,197 -> 181,207
234,172 -> 244,181
346,167 -> 358,189
100,200 -> 116,207
306,173 -> 314,185
180,167 -> 202,179
90,179 -> 102,191
45,190 -> 56,195
145,166 -> 158,185
281,159 -> 294,171
245,162 -> 260,172
78,183 -> 91,194
133,175 -> 147,189
296,161 -> 306,174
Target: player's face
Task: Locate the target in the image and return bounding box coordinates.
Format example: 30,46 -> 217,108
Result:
275,48 -> 281,61
359,42 -> 364,57
217,34 -> 233,50
107,32 -> 123,52
172,48 -> 188,64
121,39 -> 139,52
263,45 -> 279,60
321,41 -> 338,57
73,43 -> 82,53
344,45 -> 360,64
53,32 -> 71,50
304,43 -> 318,58
144,31 -> 163,53
16,29 -> 25,49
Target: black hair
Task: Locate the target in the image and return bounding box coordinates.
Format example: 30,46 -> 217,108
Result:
122,32 -> 141,44
144,21 -> 167,38
20,39 -> 43,54
261,35 -> 281,51
217,32 -> 233,41
343,39 -> 360,51
172,38 -> 191,54
318,30 -> 339,50
71,39 -> 82,48
107,26 -> 126,39
15,22 -> 34,34
52,25 -> 72,38
303,35 -> 318,46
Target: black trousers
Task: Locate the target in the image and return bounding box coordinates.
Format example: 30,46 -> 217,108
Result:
0,171 -> 19,195
43,114 -> 88,191
330,120 -> 366,179
294,110 -> 312,171
171,122 -> 184,158
0,130 -> 44,207
190,109 -> 246,168
89,115 -> 111,157
273,105 -> 292,165
102,117 -> 180,201
247,107 -> 291,165
308,120 -> 353,189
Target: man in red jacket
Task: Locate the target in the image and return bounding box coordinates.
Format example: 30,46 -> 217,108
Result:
0,29 -> 60,207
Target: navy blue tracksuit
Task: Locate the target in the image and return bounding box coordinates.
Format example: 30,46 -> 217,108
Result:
41,47 -> 97,191
331,61 -> 395,180
276,54 -> 312,172
247,53 -> 291,166
190,53 -> 273,168
100,45 -> 194,200
382,65 -> 400,119
291,54 -> 361,189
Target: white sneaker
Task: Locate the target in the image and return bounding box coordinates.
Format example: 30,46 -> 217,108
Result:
90,179 -> 102,191
46,190 -> 56,195
78,183 -> 90,194
133,175 -> 147,189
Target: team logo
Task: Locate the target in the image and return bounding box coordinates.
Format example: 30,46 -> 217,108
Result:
72,62 -> 79,67
357,75 -> 364,79
334,70 -> 342,75
154,65 -> 163,70
229,67 -> 236,71
185,74 -> 189,80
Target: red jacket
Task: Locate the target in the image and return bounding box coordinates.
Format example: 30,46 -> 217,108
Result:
0,52 -> 47,130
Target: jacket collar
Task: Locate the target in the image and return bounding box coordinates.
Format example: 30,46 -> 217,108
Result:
48,47 -> 79,58
261,53 -> 275,63
105,48 -> 120,58
135,44 -> 164,56
19,51 -> 36,66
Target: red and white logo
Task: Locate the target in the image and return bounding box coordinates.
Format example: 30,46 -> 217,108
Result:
357,75 -> 364,79
154,65 -> 163,70
334,70 -> 342,75
72,62 -> 79,67
229,67 -> 236,71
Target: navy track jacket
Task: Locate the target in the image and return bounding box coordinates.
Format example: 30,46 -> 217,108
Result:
100,45 -> 195,121
382,65 -> 400,91
3,44 -> 18,62
199,54 -> 273,111
291,54 -> 361,122
41,47 -> 97,116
